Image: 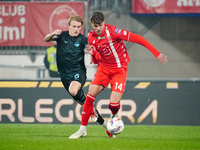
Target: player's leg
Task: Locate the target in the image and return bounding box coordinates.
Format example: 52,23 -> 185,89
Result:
68,79 -> 106,127
68,80 -> 86,104
105,67 -> 127,138
70,66 -> 112,139
81,84 -> 104,124
79,66 -> 110,128
61,78 -> 105,129
69,84 -> 103,139
104,91 -> 123,138
86,67 -> 117,138
109,91 -> 123,117
109,67 -> 127,117
61,78 -> 85,104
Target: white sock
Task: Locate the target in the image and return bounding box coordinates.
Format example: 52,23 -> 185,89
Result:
80,125 -> 87,131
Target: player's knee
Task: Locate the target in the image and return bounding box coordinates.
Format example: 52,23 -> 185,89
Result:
73,89 -> 86,104
68,88 -> 78,96
88,84 -> 103,96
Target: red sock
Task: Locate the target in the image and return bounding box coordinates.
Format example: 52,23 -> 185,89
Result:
81,94 -> 95,126
109,102 -> 120,115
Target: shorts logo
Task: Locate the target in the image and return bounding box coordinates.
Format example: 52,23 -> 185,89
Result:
74,74 -> 79,80
144,0 -> 166,7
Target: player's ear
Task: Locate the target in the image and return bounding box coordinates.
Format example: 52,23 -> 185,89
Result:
102,21 -> 105,26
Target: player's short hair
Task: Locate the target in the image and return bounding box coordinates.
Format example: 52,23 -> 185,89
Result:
89,11 -> 104,25
68,15 -> 84,26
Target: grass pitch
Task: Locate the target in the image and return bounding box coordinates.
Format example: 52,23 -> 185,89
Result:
0,124 -> 199,150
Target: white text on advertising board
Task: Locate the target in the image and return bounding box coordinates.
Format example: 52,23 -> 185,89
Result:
0,99 -> 158,124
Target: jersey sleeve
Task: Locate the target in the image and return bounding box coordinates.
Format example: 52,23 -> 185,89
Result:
91,52 -> 101,64
127,32 -> 161,58
111,26 -> 129,41
90,45 -> 101,64
112,27 -> 161,58
82,36 -> 89,47
56,31 -> 63,42
87,32 -> 101,64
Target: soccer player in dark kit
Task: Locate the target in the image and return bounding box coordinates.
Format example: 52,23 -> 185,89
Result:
44,15 -> 111,137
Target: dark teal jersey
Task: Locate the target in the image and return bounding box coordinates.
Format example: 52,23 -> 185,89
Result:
56,31 -> 88,79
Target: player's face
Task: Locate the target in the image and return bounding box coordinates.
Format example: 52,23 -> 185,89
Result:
68,20 -> 82,37
91,21 -> 105,35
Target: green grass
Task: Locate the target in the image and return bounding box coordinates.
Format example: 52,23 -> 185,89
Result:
0,124 -> 199,150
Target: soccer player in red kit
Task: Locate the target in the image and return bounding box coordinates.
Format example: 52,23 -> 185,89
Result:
69,11 -> 167,139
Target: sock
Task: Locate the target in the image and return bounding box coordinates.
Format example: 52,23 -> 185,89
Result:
109,102 -> 120,115
81,94 -> 95,126
80,125 -> 87,131
72,89 -> 86,104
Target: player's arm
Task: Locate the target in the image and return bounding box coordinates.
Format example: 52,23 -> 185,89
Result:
86,33 -> 101,64
85,45 -> 101,64
44,29 -> 62,42
115,28 -> 167,64
127,32 -> 167,64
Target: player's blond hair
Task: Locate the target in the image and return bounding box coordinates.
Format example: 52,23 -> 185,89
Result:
68,15 -> 84,26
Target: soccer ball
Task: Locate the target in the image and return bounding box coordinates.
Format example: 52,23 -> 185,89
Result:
107,117 -> 124,135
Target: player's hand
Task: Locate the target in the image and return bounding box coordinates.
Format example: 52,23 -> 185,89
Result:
85,45 -> 97,56
45,30 -> 60,42
157,53 -> 168,64
85,45 -> 94,64
53,29 -> 62,35
85,45 -> 93,55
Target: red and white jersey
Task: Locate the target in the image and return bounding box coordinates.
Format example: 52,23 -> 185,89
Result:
87,24 -> 131,68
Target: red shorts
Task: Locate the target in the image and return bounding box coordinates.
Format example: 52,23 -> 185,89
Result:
91,65 -> 128,93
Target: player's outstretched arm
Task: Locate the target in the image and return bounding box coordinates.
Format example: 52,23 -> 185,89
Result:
125,32 -> 168,63
157,53 -> 168,64
44,29 -> 62,42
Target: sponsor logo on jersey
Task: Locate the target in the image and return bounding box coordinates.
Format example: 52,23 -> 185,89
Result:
115,28 -> 119,34
123,31 -> 127,36
118,29 -> 122,34
74,74 -> 80,80
96,36 -> 106,40
74,42 -> 80,47
115,28 -> 122,34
